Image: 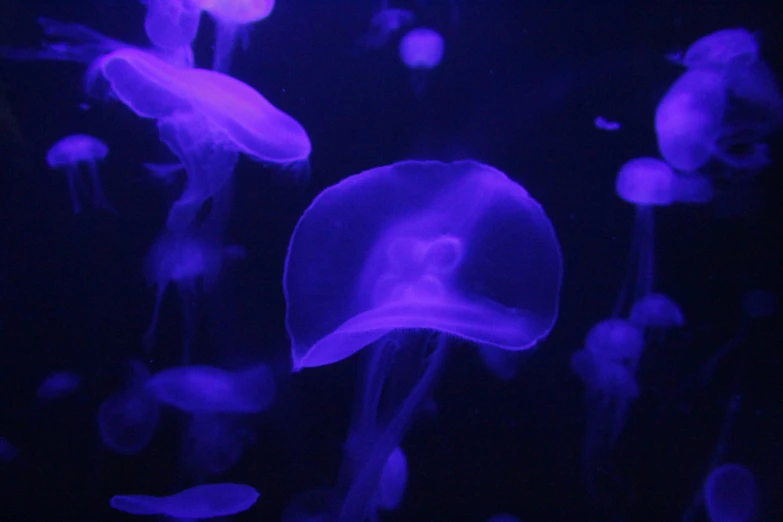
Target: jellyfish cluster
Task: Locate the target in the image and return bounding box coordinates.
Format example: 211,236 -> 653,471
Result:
0,3 -> 781,522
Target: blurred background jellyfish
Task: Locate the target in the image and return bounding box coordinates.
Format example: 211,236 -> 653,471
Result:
179,412 -> 258,481
110,482 -> 260,518
88,47 -> 310,231
284,160 -> 563,522
46,134 -> 115,214
398,27 -> 444,94
144,0 -> 202,54
360,6 -> 415,49
704,464 -> 758,522
142,229 -> 245,360
36,370 -> 81,401
97,361 -> 160,455
655,28 -> 783,176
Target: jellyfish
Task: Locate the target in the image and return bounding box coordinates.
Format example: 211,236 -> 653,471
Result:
180,412 -> 257,479
198,0 -> 276,73
110,483 -> 260,518
36,370 -> 81,400
372,446 -> 408,514
87,47 -> 310,231
144,0 -> 203,53
145,364 -> 275,413
656,29 -> 783,174
142,229 -> 245,358
398,28 -> 444,94
46,134 -> 115,214
704,464 -> 758,522
283,160 -> 563,521
97,361 -> 160,455
594,116 -> 621,131
360,8 -> 415,48
628,292 -> 684,345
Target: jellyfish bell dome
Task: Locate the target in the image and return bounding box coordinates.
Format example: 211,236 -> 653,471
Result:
46,134 -> 108,166
198,0 -> 276,24
683,28 -> 759,72
399,28 -> 444,70
284,160 -> 563,370
615,157 -> 677,206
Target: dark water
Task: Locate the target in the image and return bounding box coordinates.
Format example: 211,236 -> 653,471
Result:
0,1 -> 781,521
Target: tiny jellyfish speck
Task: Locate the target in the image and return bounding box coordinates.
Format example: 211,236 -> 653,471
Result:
46,134 -> 115,214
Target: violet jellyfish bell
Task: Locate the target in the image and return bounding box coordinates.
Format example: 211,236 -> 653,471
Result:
144,0 -> 203,53
110,483 -> 260,518
704,464 -> 758,522
87,47 -> 310,231
46,134 -> 115,214
284,160 -> 562,521
398,28 -> 444,94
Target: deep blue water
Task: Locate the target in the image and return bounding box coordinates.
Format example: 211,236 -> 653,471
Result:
0,1 -> 781,521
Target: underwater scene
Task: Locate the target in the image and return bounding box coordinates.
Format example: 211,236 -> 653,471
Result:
0,1 -> 781,521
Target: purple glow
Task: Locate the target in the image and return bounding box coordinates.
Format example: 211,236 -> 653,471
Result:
46,134 -> 114,214
109,483 -> 260,518
284,160 -> 562,370
399,28 -> 444,70
374,446 -> 408,511
629,293 -> 684,328
683,29 -> 758,71
144,0 -> 202,52
594,116 -> 621,131
36,371 -> 81,400
704,464 -> 757,522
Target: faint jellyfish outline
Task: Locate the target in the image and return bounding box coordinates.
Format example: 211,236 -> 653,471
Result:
46,134 -> 116,214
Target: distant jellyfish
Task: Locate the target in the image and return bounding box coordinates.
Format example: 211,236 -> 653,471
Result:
198,0 -> 276,73
97,361 -> 160,455
704,464 -> 757,522
284,160 -> 563,521
36,370 -> 81,400
594,116 -> 621,131
88,47 -> 310,231
360,8 -> 415,48
373,446 -> 408,512
570,318 -> 644,501
629,293 -> 684,328
144,0 -> 202,53
146,364 -> 275,413
180,412 -> 257,479
46,134 -> 115,214
110,483 -> 260,518
398,28 -> 444,94
656,29 -> 783,174
142,229 -> 245,359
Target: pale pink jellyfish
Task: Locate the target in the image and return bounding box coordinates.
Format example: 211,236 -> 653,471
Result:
199,0 -> 276,72
46,134 -> 115,214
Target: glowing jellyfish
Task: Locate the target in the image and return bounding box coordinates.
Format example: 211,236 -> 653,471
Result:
628,293 -> 684,328
374,446 -> 408,512
110,483 -> 260,518
36,370 -> 81,400
704,464 -> 757,522
88,47 -> 310,231
656,30 -> 783,174
570,318 -> 644,501
181,412 -> 257,479
97,361 -> 161,455
46,134 -> 115,214
360,8 -> 415,48
146,364 -> 275,413
284,160 -> 563,522
142,229 -> 245,358
398,28 -> 444,94
144,0 -> 202,52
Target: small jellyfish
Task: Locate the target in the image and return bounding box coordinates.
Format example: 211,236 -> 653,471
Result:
284,160 -> 562,522
110,483 -> 260,518
704,464 -> 757,522
628,292 -> 684,343
146,364 -> 275,413
36,370 -> 81,400
360,8 -> 415,48
398,28 -> 444,94
594,116 -> 621,131
46,134 -> 115,214
97,361 -> 160,455
144,0 -> 202,53
142,229 -> 245,358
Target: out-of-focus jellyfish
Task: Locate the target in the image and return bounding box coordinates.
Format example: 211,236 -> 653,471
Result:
0,436 -> 19,462
594,116 -> 621,131
110,483 -> 260,518
198,0 -> 276,73
613,158 -> 712,319
36,370 -> 81,400
656,29 -> 783,174
142,229 -> 245,359
146,364 -> 275,413
97,361 -> 160,455
360,8 -> 415,48
570,318 -> 644,501
398,28 -> 444,94
88,47 -> 310,231
704,464 -> 757,522
284,160 -> 563,522
180,412 -> 256,479
487,514 -> 522,522
46,134 -> 115,214
629,293 -> 684,328
373,446 -> 408,513
144,0 -> 202,53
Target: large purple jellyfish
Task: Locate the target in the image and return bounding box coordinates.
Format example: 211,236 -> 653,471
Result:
88,47 -> 310,231
284,160 -> 562,521
46,134 -> 115,214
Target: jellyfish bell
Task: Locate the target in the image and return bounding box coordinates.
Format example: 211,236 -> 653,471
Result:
46,134 -> 115,214
704,464 -> 758,522
144,0 -> 203,52
629,293 -> 684,328
683,28 -> 759,72
398,28 -> 444,94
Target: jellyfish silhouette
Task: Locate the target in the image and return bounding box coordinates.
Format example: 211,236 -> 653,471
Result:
87,47 -> 310,231
284,160 -> 562,522
398,28 -> 444,95
656,28 -> 783,175
142,228 -> 245,359
110,483 -> 260,518
46,134 -> 115,214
